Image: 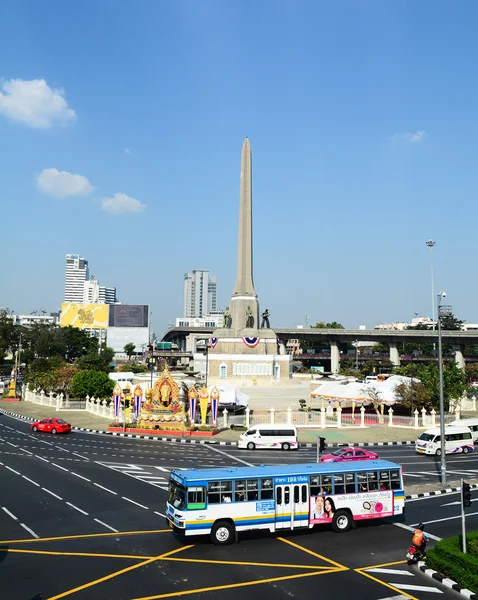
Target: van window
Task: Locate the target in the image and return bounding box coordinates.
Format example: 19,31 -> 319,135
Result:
245,429 -> 256,436
418,432 -> 435,442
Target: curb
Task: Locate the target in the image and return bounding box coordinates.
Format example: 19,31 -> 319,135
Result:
419,562 -> 478,599
406,482 -> 478,500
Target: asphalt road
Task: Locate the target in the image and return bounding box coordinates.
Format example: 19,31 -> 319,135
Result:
0,413 -> 476,600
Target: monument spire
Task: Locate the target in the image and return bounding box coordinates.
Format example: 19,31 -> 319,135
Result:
230,137 -> 259,330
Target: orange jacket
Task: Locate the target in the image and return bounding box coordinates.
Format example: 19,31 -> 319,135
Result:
412,529 -> 424,546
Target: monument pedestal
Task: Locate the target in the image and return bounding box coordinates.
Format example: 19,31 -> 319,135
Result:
197,328 -> 291,386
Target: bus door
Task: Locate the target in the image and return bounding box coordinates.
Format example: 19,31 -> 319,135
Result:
275,484 -> 309,530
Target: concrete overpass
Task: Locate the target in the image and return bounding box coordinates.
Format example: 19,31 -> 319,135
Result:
161,326 -> 478,373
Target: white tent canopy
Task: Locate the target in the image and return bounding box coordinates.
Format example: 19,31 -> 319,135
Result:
207,384 -> 249,408
311,375 -> 420,405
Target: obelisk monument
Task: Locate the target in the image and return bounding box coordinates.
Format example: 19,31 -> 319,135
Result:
230,137 -> 259,331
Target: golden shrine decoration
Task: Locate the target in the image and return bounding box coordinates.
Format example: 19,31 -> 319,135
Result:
138,365 -> 189,430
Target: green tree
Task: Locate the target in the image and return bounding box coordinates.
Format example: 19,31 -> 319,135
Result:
394,381 -> 431,412
78,345 -> 115,372
51,365 -> 79,399
439,313 -> 464,331
124,343 -> 136,361
70,370 -> 115,399
58,327 -> 98,361
311,321 -> 345,329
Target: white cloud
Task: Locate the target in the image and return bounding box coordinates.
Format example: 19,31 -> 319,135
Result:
37,168 -> 94,199
124,148 -> 132,156
390,130 -> 427,144
0,78 -> 76,128
101,192 -> 146,214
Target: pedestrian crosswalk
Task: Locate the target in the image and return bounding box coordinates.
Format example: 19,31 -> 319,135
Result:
97,462 -> 185,490
363,565 -> 444,597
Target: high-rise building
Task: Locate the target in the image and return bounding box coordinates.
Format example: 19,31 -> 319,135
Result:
183,270 -> 217,318
99,285 -> 117,304
64,254 -> 89,303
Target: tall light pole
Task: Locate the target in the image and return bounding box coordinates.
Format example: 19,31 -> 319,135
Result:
426,240 -> 436,330
437,291 -> 449,486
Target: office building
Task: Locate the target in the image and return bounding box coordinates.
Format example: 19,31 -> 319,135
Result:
64,254 -> 89,303
99,286 -> 117,304
183,270 -> 217,318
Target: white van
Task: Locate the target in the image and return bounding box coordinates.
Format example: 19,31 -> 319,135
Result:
449,419 -> 478,444
415,426 -> 474,456
238,423 -> 299,451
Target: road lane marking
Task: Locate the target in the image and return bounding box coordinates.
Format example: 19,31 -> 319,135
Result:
19,523 -> 39,538
6,441 -> 18,448
355,562 -> 416,600
278,537 -> 348,570
18,447 -> 33,454
122,496 -> 149,509
94,483 -> 117,494
35,455 -> 50,462
154,511 -> 166,518
66,502 -> 89,516
71,472 -> 91,482
94,518 -> 118,532
0,528 -> 169,545
4,466 -> 20,475
52,463 -> 69,471
410,511 -> 478,525
56,446 -> 70,453
390,584 -> 442,593
367,568 -> 413,575
22,475 -> 40,487
206,444 -> 254,466
393,522 -> 442,541
72,452 -> 90,461
42,488 -> 63,500
2,507 -> 18,520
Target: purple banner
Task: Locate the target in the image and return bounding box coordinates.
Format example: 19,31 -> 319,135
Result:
211,397 -> 218,423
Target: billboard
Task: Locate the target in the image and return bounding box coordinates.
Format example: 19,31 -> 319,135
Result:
60,303 -> 109,329
108,305 -> 149,328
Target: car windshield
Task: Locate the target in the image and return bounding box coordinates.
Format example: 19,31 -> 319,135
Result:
168,482 -> 186,510
418,433 -> 434,442
331,448 -> 348,456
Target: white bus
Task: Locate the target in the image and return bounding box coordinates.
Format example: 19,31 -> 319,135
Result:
415,426 -> 474,455
166,460 -> 405,545
237,423 -> 298,451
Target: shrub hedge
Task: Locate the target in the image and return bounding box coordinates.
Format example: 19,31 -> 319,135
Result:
426,531 -> 478,593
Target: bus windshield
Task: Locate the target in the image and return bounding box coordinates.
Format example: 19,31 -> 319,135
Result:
168,482 -> 186,509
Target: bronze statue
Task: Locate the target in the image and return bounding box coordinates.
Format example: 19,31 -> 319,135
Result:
245,305 -> 254,328
261,308 -> 270,329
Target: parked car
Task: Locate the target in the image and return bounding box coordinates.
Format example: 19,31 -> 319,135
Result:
30,418 -> 72,434
319,447 -> 378,463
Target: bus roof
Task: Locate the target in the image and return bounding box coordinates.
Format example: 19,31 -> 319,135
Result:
172,459 -> 400,485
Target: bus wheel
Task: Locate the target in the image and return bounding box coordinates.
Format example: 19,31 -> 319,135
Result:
247,442 -> 255,450
463,446 -> 470,454
212,521 -> 235,545
282,442 -> 291,451
332,510 -> 352,533
435,448 -> 442,456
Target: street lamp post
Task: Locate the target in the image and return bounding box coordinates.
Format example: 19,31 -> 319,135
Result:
437,291 -> 450,486
205,342 -> 210,388
426,240 -> 436,332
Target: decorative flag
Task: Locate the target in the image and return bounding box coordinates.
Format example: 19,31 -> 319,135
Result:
133,385 -> 143,418
210,337 -> 218,349
276,338 -> 281,351
113,383 -> 122,421
199,386 -> 209,425
243,336 -> 260,348
188,386 -> 198,423
210,385 -> 220,425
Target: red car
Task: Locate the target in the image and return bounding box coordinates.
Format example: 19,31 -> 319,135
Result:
319,447 -> 378,463
30,418 -> 72,434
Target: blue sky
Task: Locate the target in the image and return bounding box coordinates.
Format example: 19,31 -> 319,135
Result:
1,1 -> 478,336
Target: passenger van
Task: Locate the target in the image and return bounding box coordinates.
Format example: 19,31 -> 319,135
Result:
237,423 -> 298,451
449,419 -> 478,444
415,426 -> 474,456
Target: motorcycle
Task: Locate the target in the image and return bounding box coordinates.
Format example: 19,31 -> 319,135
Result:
406,544 -> 426,565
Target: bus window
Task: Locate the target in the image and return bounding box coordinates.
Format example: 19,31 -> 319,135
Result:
277,487 -> 283,505
236,479 -> 258,501
294,486 -> 300,503
247,479 -> 259,501
187,487 -> 206,509
321,474 -> 332,494
301,485 -> 307,503
357,472 -> 367,491
208,481 -> 232,504
333,473 -> 345,494
344,473 -> 356,493
367,471 -> 378,491
379,470 -> 390,490
284,486 -> 290,504
390,470 -> 401,490
260,478 -> 274,500
310,476 -> 320,496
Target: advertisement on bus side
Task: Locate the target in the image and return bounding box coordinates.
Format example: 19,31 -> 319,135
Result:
310,490 -> 394,523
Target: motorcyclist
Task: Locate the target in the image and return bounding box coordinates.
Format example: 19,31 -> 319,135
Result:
411,523 -> 428,557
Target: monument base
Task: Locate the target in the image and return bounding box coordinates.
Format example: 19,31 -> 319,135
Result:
196,327 -> 292,386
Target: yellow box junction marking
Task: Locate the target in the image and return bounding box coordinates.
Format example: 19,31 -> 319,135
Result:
355,559 -> 417,600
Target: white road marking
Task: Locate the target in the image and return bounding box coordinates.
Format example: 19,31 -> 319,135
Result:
389,583 -> 442,593
367,568 -> 413,576
2,506 -> 18,520
376,596 -> 409,600
206,444 -> 254,466
410,511 -> 478,526
71,472 -> 91,482
94,483 -> 117,495
42,488 -> 63,500
122,496 -> 149,509
66,502 -> 89,515
20,523 -> 39,538
56,446 -> 70,453
35,455 -> 50,463
18,447 -> 33,455
393,522 -> 442,541
403,473 -> 423,478
154,510 -> 166,518
6,441 -> 18,448
72,452 -> 89,461
5,466 -> 20,475
52,463 -> 69,472
22,475 -> 40,487
94,518 -> 118,532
